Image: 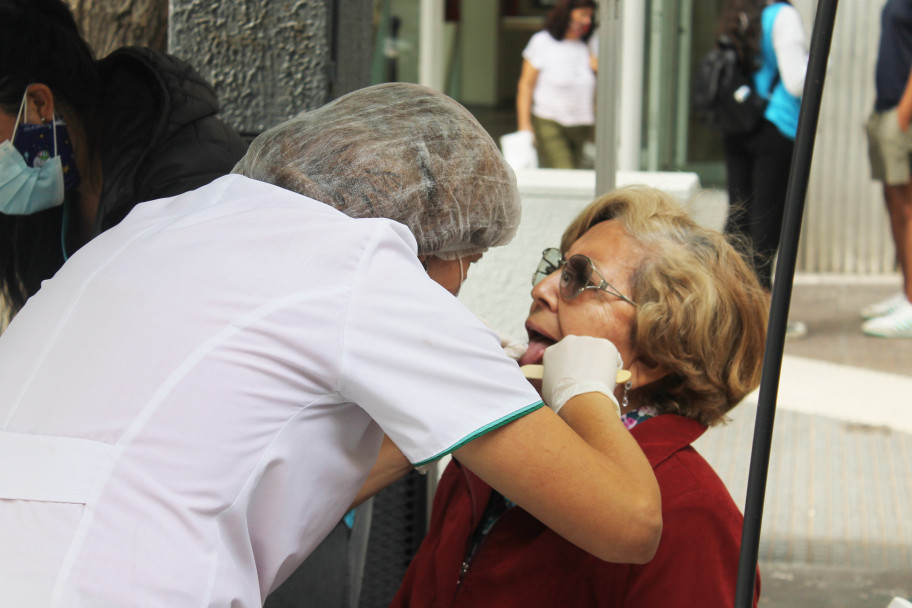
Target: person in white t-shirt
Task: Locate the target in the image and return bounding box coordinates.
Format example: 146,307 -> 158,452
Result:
0,83 -> 661,607
516,0 -> 598,168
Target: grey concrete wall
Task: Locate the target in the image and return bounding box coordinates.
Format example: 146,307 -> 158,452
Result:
331,0 -> 374,99
169,0 -> 372,135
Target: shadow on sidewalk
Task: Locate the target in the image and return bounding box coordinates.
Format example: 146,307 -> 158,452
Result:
784,278 -> 911,377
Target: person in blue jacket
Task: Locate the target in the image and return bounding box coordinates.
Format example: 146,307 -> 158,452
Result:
718,1 -> 808,294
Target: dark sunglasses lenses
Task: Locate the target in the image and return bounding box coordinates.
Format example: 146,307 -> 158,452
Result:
533,248 -> 635,305
532,248 -> 563,286
560,255 -> 592,300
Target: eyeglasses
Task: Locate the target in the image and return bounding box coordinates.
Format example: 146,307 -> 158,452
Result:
532,247 -> 636,306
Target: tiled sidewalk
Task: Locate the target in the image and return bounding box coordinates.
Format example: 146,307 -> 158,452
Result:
693,276 -> 912,606
696,402 -> 912,571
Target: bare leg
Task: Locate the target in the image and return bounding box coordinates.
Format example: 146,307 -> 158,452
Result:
883,183 -> 912,301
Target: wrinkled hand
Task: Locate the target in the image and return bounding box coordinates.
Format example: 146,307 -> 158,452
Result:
542,335 -> 623,415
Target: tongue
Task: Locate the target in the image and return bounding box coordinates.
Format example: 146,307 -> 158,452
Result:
519,340 -> 549,366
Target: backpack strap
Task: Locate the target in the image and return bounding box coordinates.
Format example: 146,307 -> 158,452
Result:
768,70 -> 780,98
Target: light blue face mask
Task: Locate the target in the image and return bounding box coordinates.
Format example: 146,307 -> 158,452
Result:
0,140 -> 65,215
0,93 -> 66,215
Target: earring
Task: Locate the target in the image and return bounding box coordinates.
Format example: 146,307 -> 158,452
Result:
622,380 -> 632,409
40,116 -> 47,123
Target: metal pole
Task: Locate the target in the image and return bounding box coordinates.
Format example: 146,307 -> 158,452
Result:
418,0 -> 445,92
734,1 -> 839,606
617,1 -> 645,171
595,0 -> 622,195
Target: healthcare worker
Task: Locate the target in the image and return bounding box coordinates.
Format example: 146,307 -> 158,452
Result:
0,83 -> 661,607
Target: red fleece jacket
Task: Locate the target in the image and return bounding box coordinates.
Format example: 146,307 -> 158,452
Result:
390,414 -> 760,608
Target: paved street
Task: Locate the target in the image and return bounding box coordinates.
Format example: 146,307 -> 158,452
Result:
695,275 -> 912,607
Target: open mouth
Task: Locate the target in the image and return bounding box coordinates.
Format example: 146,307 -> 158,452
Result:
519,328 -> 556,366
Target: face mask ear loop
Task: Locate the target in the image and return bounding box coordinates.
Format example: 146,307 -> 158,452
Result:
458,256 -> 465,292
31,91 -> 68,261
60,200 -> 70,262
10,91 -> 29,142
51,113 -> 59,159
55,111 -> 68,262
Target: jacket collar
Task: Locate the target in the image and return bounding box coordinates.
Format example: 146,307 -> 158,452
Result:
630,414 -> 708,468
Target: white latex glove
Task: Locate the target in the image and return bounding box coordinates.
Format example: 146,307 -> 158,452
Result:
542,335 -> 623,416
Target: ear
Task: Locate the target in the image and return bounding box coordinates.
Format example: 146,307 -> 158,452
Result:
24,84 -> 55,125
627,356 -> 670,391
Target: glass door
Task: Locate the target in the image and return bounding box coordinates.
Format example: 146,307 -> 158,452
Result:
644,0 -> 726,186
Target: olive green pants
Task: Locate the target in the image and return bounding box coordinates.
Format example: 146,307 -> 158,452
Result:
531,115 -> 593,169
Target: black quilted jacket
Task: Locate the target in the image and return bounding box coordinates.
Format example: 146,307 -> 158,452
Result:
94,46 -> 248,234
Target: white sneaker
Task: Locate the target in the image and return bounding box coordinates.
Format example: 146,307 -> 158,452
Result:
861,298 -> 912,338
860,292 -> 908,320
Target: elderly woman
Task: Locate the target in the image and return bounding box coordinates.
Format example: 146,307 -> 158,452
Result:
391,186 -> 768,607
0,83 -> 661,607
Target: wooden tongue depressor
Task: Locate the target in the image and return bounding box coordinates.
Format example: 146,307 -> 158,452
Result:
521,364 -> 632,385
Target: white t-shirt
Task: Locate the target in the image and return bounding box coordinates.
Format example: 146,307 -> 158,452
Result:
0,175 -> 542,607
770,3 -> 808,98
523,30 -> 597,126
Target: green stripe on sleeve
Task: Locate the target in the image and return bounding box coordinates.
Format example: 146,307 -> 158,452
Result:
411,400 -> 545,468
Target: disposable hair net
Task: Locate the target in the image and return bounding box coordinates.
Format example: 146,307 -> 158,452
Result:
232,83 -> 521,259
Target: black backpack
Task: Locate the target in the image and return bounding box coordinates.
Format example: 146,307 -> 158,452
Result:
691,35 -> 777,135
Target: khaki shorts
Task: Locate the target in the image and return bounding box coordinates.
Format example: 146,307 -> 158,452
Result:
531,115 -> 593,170
866,107 -> 912,185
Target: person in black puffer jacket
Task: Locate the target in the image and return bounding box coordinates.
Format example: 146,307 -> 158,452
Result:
0,0 -> 248,322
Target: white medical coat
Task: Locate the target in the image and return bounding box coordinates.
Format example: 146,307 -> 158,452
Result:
0,175 -> 542,607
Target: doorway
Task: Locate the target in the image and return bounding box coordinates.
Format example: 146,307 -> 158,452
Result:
644,0 -> 726,186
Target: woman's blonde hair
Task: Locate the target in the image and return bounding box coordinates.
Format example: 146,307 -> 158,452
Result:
561,186 -> 769,426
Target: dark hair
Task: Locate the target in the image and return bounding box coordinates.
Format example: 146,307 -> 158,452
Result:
0,0 -> 100,116
0,0 -> 102,319
544,0 -> 598,42
716,0 -> 791,67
